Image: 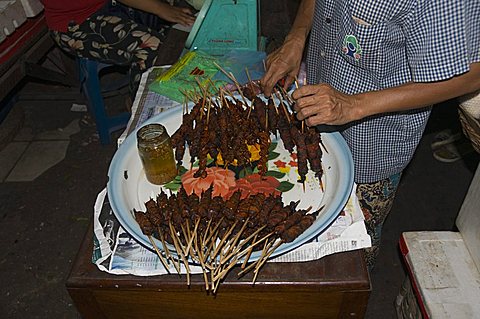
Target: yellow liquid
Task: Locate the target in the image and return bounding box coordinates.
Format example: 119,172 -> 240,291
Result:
140,146 -> 177,185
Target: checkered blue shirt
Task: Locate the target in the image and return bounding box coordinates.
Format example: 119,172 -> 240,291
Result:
306,0 -> 480,183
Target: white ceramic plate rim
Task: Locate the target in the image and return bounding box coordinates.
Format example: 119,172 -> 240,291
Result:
107,106 -> 354,261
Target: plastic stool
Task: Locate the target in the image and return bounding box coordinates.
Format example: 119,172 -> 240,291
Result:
77,57 -> 130,145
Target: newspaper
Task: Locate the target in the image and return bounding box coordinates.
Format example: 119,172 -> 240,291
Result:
92,185 -> 371,275
118,66 -> 181,146
94,66 -> 372,275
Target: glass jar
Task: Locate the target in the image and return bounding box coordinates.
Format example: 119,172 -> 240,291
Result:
137,123 -> 177,185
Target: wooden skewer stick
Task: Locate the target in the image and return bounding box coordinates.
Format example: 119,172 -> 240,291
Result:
184,218 -> 200,257
270,96 -> 280,115
220,89 -> 230,110
148,235 -> 171,273
201,219 -> 213,247
227,71 -> 249,106
169,226 -> 187,275
224,88 -> 237,103
275,91 -> 291,124
180,223 -> 190,254
194,83 -> 207,120
252,240 -> 284,284
281,85 -> 295,106
229,218 -> 250,250
212,65 -> 245,109
237,231 -> 276,276
212,254 -> 240,291
233,226 -> 270,258
213,61 -> 236,82
203,217 -> 223,248
159,232 -> 180,274
319,139 -> 329,154
319,164 -> 325,192
181,96 -> 187,115
178,88 -> 193,103
193,227 -> 210,291
241,234 -> 257,269
207,78 -> 220,94
194,76 -> 206,93
294,76 -> 305,134
248,238 -> 275,282
245,67 -> 256,93
255,239 -> 283,274
203,219 -> 223,260
211,221 -> 238,261
169,222 -> 191,285
294,76 -> 300,89
206,99 -> 212,124
189,88 -> 201,103
242,240 -> 270,279
210,265 -> 216,292
265,109 -> 269,131
220,219 -> 249,265
223,225 -> 267,265
247,102 -> 253,119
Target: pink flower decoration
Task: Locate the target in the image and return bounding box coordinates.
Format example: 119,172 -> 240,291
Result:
227,173 -> 281,199
181,167 -> 236,198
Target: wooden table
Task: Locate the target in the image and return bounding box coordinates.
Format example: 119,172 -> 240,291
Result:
66,223 -> 370,319
66,4 -> 370,316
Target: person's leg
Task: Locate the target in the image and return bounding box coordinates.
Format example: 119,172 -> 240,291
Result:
355,173 -> 402,270
50,8 -> 162,95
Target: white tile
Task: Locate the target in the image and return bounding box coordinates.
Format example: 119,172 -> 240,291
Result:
6,140 -> 69,182
0,142 -> 29,182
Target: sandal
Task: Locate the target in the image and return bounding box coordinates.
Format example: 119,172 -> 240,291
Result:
433,140 -> 475,163
431,129 -> 462,150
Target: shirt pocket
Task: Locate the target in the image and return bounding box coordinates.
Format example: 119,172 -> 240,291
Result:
335,14 -> 387,79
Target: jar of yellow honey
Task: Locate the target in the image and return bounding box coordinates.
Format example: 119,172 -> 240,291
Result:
137,123 -> 177,185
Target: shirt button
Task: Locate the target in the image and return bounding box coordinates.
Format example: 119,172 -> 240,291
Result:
325,17 -> 332,24
320,51 -> 326,57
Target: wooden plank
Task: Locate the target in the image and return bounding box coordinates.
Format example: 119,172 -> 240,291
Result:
66,222 -> 370,318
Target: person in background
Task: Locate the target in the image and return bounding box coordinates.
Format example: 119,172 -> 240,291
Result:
261,0 -> 480,269
41,0 -> 195,96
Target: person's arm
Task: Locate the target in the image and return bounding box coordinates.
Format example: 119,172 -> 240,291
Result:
260,0 -> 316,97
117,0 -> 195,26
293,62 -> 480,126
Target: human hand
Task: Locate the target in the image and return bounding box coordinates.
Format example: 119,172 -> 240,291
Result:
260,38 -> 305,97
292,83 -> 360,126
159,4 -> 196,26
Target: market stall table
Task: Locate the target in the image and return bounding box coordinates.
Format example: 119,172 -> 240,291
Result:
66,6 -> 370,316
66,68 -> 371,319
66,222 -> 370,319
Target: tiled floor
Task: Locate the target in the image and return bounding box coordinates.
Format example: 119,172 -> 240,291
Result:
0,82 -> 119,318
0,119 -> 79,182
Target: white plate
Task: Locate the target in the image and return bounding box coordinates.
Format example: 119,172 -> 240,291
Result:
107,105 -> 354,261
